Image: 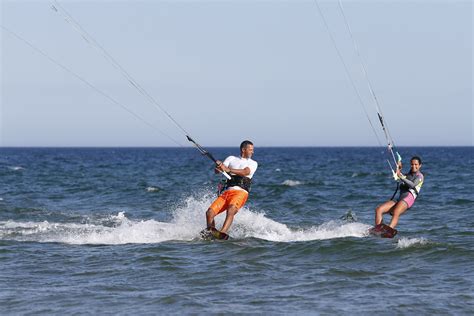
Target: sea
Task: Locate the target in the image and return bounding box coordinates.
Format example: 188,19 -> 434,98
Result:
0,147 -> 472,315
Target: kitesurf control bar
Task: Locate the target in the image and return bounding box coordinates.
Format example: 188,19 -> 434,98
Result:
186,136 -> 232,180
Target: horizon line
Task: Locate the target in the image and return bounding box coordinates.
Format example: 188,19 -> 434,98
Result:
0,145 -> 472,149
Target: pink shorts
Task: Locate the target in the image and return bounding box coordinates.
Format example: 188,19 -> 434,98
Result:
399,193 -> 416,209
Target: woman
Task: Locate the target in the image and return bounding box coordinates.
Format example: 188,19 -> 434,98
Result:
375,156 -> 424,230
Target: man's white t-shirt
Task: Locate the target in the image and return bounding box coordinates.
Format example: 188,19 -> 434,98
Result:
222,156 -> 258,191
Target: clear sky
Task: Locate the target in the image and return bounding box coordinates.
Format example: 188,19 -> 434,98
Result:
1,0 -> 472,147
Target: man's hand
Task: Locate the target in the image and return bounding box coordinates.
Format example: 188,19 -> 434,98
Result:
215,160 -> 231,173
214,160 -> 224,174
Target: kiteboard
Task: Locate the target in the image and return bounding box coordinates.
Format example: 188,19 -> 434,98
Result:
369,223 -> 398,238
200,227 -> 229,240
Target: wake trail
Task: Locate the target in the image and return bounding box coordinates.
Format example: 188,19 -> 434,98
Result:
0,194 -> 371,245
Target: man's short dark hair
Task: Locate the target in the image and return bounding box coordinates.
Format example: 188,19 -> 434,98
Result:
411,156 -> 422,164
240,140 -> 253,151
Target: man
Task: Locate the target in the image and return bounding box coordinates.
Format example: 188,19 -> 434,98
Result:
374,156 -> 424,230
205,140 -> 257,235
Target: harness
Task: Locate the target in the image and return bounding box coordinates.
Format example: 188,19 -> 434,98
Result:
225,175 -> 252,192
408,185 -> 422,198
398,172 -> 423,199
217,175 -> 252,195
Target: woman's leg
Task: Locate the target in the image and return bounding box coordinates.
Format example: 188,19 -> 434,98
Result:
375,200 -> 396,225
388,201 -> 408,228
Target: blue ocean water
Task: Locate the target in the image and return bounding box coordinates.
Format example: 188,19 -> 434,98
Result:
0,147 -> 473,314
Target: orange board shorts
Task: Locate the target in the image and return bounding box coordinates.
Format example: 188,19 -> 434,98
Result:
209,189 -> 249,215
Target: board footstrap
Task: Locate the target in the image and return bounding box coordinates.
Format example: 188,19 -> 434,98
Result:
369,223 -> 398,238
200,227 -> 229,240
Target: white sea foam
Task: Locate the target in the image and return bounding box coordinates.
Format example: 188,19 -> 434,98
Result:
146,186 -> 160,192
0,194 -> 214,244
0,217 -> 180,245
8,166 -> 24,171
282,180 -> 303,187
396,237 -> 429,249
232,214 -> 370,242
0,193 -> 371,244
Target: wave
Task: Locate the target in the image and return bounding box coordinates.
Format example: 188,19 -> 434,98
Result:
452,198 -> 473,206
0,194 -> 371,245
396,237 -> 429,249
146,186 -> 160,192
0,216 -> 189,245
350,171 -> 385,178
232,215 -> 370,242
8,166 -> 25,171
281,180 -> 303,187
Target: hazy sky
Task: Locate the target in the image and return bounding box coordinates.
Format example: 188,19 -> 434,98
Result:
1,0 -> 472,147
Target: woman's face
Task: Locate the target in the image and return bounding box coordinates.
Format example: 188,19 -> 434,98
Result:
410,159 -> 421,173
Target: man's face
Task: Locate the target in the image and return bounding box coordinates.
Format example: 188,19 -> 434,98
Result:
241,145 -> 254,159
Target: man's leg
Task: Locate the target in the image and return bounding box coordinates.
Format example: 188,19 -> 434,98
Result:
375,200 -> 396,225
388,201 -> 408,229
220,205 -> 239,234
206,208 -> 217,229
206,193 -> 227,229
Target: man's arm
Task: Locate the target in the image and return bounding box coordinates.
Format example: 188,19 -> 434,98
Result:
215,156 -> 252,177
220,165 -> 251,177
215,157 -> 257,177
214,160 -> 224,174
